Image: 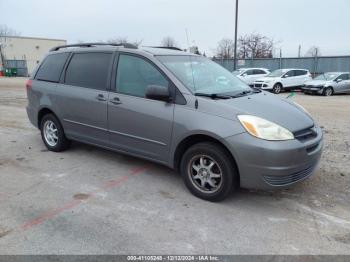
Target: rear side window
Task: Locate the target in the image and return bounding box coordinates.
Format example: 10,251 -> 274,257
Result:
35,53 -> 69,82
295,70 -> 307,76
65,52 -> 113,90
285,71 -> 296,77
253,69 -> 266,75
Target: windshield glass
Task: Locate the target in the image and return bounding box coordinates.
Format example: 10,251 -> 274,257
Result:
267,69 -> 286,77
314,73 -> 339,81
157,56 -> 250,95
232,70 -> 243,76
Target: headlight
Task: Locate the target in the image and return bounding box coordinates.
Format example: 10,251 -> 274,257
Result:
293,102 -> 312,117
238,115 -> 294,141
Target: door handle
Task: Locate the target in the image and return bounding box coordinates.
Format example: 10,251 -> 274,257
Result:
96,94 -> 107,101
110,97 -> 122,105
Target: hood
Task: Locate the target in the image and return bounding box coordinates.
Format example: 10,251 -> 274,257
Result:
305,80 -> 327,86
198,92 -> 314,133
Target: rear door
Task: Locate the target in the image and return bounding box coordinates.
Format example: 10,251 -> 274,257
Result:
55,52 -> 114,146
108,53 -> 175,163
295,70 -> 310,86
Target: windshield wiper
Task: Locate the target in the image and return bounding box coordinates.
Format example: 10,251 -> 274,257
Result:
232,89 -> 261,98
194,93 -> 232,99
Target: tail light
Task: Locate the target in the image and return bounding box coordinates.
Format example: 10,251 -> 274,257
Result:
26,79 -> 32,90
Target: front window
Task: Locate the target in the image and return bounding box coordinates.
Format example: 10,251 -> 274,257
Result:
314,73 -> 339,81
267,69 -> 286,78
157,55 -> 250,95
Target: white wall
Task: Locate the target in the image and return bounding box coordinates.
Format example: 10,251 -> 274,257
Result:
0,36 -> 66,74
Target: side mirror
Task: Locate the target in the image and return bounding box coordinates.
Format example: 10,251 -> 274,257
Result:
145,85 -> 171,102
283,75 -> 289,78
336,79 -> 343,83
242,73 -> 247,77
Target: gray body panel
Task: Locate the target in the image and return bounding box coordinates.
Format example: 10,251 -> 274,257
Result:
303,72 -> 350,94
26,46 -> 323,190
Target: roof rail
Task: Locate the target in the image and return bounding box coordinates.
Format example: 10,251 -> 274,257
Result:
50,42 -> 138,52
148,46 -> 184,51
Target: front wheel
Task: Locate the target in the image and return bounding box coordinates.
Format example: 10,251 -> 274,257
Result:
180,142 -> 238,202
323,87 -> 333,96
272,83 -> 282,94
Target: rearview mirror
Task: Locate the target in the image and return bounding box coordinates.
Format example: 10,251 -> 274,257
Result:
145,85 -> 171,102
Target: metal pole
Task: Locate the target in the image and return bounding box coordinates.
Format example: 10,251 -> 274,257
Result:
233,0 -> 239,70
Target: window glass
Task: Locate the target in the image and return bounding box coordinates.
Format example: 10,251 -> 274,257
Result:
116,54 -> 169,97
65,52 -> 112,90
35,53 -> 69,82
253,69 -> 266,75
295,70 -> 307,76
245,70 -> 254,75
337,74 -> 349,81
285,71 -> 295,77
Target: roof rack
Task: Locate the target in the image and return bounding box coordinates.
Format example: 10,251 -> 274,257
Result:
50,42 -> 138,52
148,46 -> 184,51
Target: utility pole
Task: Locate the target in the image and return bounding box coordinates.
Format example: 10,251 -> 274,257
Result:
233,0 -> 239,70
298,45 -> 301,58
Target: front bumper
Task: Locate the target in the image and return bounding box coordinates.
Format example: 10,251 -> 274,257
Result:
252,82 -> 274,90
223,126 -> 323,190
302,86 -> 324,95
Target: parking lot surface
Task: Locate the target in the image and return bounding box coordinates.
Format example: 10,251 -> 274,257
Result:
0,77 -> 349,254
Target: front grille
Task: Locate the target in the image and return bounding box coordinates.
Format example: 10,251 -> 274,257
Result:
254,84 -> 263,88
294,126 -> 317,141
263,165 -> 316,186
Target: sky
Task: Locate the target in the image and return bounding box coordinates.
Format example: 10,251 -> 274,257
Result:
1,0 -> 350,57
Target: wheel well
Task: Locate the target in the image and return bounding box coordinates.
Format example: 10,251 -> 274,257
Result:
174,134 -> 239,175
274,82 -> 283,87
37,108 -> 55,128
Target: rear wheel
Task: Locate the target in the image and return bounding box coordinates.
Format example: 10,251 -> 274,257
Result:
323,87 -> 333,96
272,83 -> 282,94
40,114 -> 70,152
180,142 -> 237,202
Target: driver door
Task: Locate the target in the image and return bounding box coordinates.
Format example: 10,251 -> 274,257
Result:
108,53 -> 175,163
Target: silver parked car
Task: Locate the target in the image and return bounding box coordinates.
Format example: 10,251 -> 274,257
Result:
26,43 -> 323,202
303,72 -> 350,96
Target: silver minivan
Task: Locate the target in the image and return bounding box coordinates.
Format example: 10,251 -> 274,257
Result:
26,43 -> 323,201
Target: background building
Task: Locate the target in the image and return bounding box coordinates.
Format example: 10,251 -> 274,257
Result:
0,36 -> 66,76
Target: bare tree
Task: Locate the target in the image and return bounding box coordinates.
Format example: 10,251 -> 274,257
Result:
160,36 -> 177,48
215,38 -> 235,59
0,24 -> 20,38
238,33 -> 275,59
305,46 -> 321,57
107,37 -> 142,47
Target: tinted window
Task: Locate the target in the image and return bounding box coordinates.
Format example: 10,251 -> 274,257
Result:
253,69 -> 266,75
295,70 -> 307,76
245,70 -> 254,75
116,54 -> 169,97
337,74 -> 350,81
285,71 -> 295,77
65,52 -> 112,90
35,53 -> 69,82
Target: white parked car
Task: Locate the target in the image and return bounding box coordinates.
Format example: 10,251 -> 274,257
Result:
233,68 -> 270,86
252,69 -> 312,94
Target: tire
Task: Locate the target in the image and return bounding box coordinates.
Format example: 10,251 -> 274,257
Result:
40,114 -> 70,152
272,83 -> 282,94
180,142 -> 238,202
323,87 -> 333,96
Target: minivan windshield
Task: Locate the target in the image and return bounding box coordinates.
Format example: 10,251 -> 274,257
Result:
267,69 -> 286,77
157,56 -> 250,95
314,73 -> 339,81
